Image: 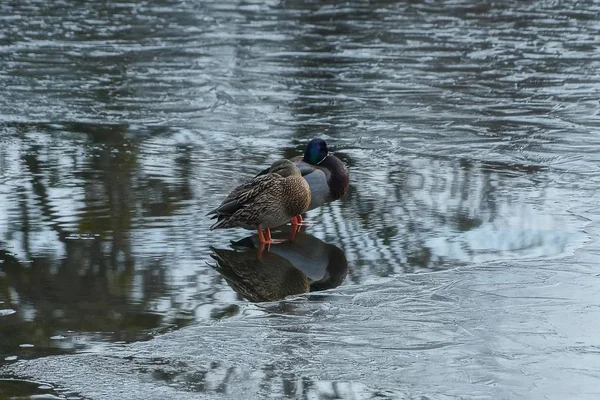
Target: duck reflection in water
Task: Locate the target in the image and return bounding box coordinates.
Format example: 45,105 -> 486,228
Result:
210,230 -> 348,302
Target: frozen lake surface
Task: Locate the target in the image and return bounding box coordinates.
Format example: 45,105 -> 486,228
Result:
1,0 -> 600,399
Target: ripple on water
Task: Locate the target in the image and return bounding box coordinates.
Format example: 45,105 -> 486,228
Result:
1,0 -> 600,398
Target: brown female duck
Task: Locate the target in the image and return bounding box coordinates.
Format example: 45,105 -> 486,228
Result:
208,159 -> 311,245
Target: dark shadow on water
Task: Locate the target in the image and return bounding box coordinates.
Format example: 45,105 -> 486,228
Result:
0,378 -> 82,399
209,230 -> 348,303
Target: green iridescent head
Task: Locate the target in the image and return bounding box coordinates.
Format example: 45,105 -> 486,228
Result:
303,138 -> 329,165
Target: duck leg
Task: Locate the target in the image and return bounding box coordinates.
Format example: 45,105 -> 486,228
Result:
291,215 -> 303,227
289,216 -> 302,242
256,244 -> 266,261
257,227 -> 273,250
289,226 -> 298,242
291,214 -> 315,227
257,227 -> 271,244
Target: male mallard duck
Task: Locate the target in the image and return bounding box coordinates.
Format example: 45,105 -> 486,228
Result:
256,138 -> 349,226
208,159 -> 311,245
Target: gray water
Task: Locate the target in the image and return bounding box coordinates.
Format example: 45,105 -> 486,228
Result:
1,0 -> 600,399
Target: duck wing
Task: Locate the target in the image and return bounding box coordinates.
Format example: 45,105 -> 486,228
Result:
208,174 -> 280,217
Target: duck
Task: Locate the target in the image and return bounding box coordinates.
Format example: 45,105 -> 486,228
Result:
208,159 -> 311,245
256,138 -> 349,226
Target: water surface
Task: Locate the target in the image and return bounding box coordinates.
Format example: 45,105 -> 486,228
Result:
1,0 -> 600,399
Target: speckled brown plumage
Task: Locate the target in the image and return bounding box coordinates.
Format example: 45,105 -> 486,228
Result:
208,159 -> 311,231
